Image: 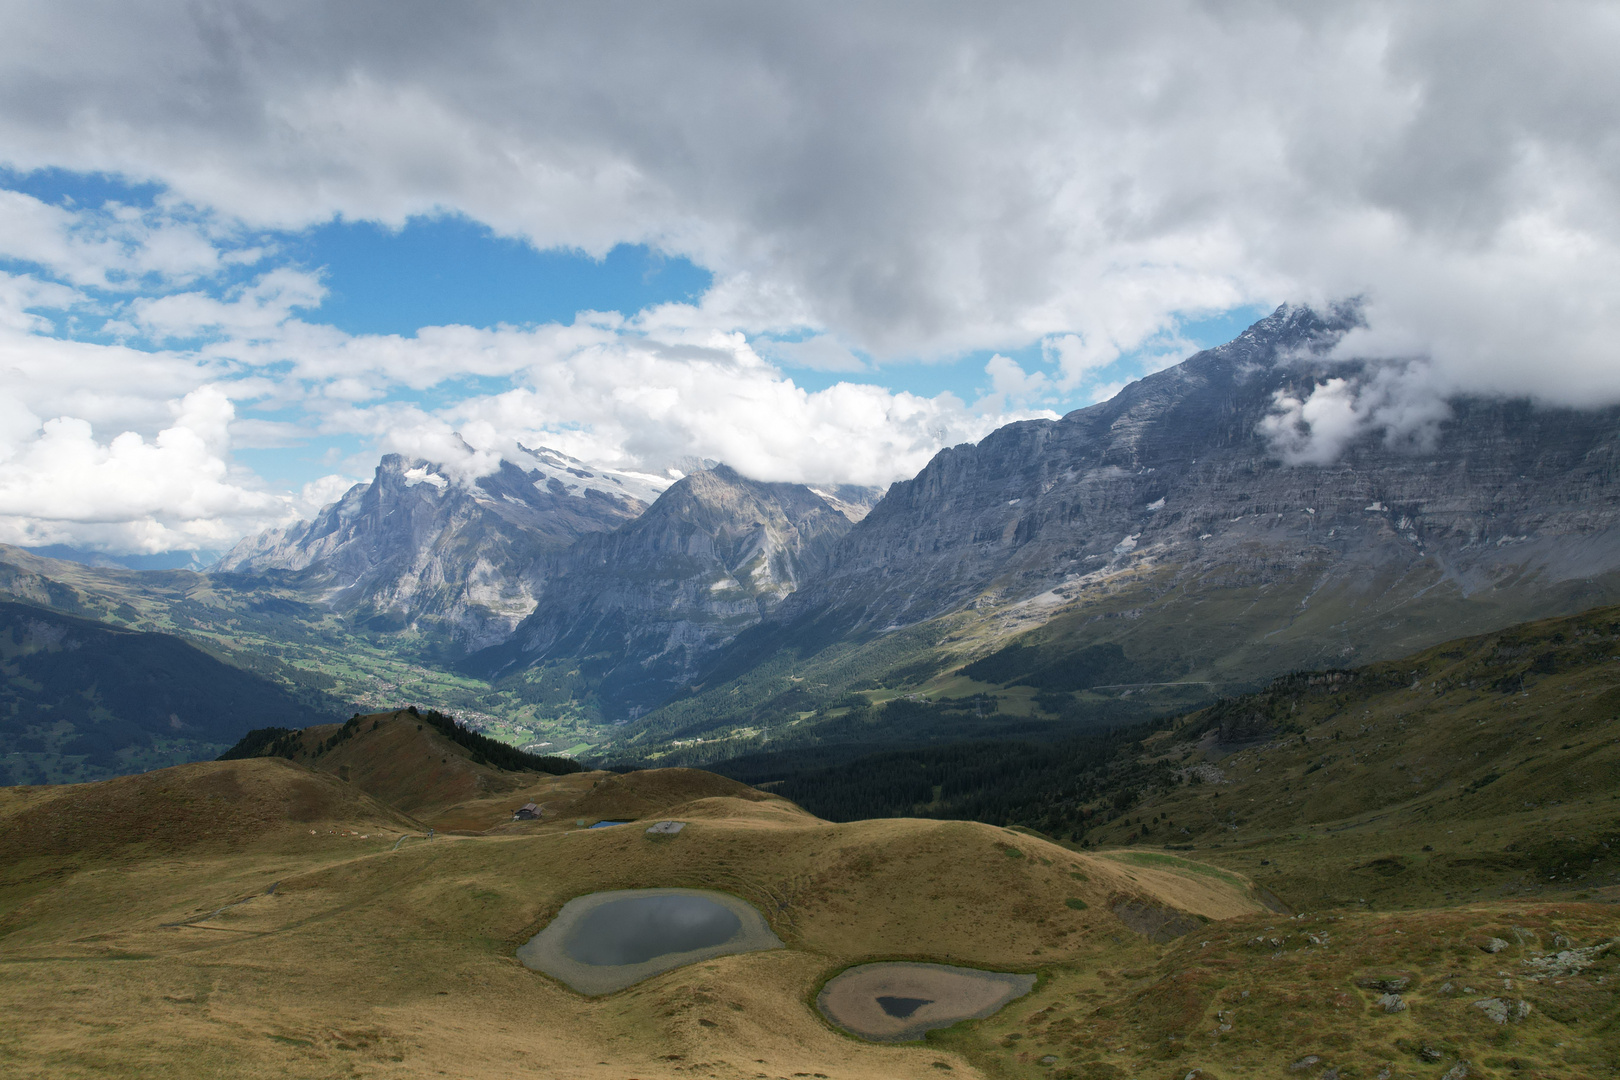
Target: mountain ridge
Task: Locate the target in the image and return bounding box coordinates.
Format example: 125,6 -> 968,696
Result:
216,445 -> 666,649
750,301 -> 1620,637
10,302 -> 1620,771
470,464 -> 860,716
680,303 -> 1620,694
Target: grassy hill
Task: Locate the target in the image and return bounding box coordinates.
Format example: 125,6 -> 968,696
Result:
1074,603 -> 1620,917
8,603 -> 1620,1077
725,603 -> 1620,921
0,755 -> 1279,1080
0,601 -> 345,784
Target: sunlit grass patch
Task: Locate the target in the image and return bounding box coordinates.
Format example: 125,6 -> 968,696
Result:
1099,851 -> 1248,889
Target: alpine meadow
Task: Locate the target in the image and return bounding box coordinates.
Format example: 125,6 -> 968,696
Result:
5,5 -> 1620,1079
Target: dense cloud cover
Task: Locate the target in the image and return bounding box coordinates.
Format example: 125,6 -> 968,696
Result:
0,1 -> 1617,550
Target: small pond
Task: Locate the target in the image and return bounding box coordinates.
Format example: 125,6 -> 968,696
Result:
586,820 -> 630,829
567,893 -> 741,965
517,888 -> 783,994
817,962 -> 1036,1042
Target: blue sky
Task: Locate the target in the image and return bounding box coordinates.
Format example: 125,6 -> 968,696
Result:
0,165 -> 1273,554
287,219 -> 714,337
1,165 -> 1258,395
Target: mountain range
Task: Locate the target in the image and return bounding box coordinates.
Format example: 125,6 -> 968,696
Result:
614,302 -> 1620,757
6,302 -> 1620,777
753,302 -> 1620,658
468,465 -> 863,716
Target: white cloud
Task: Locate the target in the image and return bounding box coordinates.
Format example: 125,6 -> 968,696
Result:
0,2 -> 1616,549
0,188 -> 239,288
0,1 -> 1611,387
756,334 -> 866,373
976,353 -> 1060,417
0,385 -> 293,552
1259,363 -> 1451,466
342,324 -> 1040,488
228,417 -> 313,449
1042,334 -> 1116,388
985,355 -> 1050,400
131,268 -> 325,341
0,271 -> 78,334
295,473 -> 361,516
0,299 -> 235,437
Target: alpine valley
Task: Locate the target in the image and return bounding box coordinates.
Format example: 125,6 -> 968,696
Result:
5,304 -> 1620,783
12,303 -> 1620,1080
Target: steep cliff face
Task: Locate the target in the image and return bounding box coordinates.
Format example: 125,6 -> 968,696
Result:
729,303 -> 1620,684
475,465 -> 854,715
217,446 -> 665,648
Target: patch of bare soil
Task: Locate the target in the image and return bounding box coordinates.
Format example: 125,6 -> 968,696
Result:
1110,896 -> 1206,943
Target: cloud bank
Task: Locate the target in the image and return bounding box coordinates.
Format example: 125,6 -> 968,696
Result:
0,1 -> 1616,550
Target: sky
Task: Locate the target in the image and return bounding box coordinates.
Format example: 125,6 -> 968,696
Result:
0,2 -> 1616,556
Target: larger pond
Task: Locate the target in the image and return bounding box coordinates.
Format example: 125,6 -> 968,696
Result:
566,893 -> 741,966
517,888 -> 783,995
817,962 -> 1036,1042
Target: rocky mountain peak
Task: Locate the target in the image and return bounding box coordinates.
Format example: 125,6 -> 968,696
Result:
215,445 -> 656,648
471,464 -> 858,716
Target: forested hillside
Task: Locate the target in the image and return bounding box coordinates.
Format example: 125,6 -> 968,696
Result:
0,601 -> 344,784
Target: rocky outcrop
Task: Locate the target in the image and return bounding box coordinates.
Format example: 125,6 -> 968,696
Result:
473,465 -> 854,715
217,445 -> 665,648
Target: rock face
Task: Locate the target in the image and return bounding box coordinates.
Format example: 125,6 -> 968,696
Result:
217,446 -> 665,648
473,465 -> 855,715
722,303 -> 1620,686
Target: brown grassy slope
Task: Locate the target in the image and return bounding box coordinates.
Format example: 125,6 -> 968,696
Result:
274,708 -> 538,814
564,766 -> 773,820
421,767 -> 606,831
0,786 -> 1265,1080
0,756 -> 421,962
262,712 -> 764,832
0,756 -> 417,865
252,812 -> 1260,968
963,900 -> 1620,1080
417,766 -> 785,833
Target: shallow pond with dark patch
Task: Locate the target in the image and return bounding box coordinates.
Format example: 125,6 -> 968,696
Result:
817,962 -> 1036,1042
